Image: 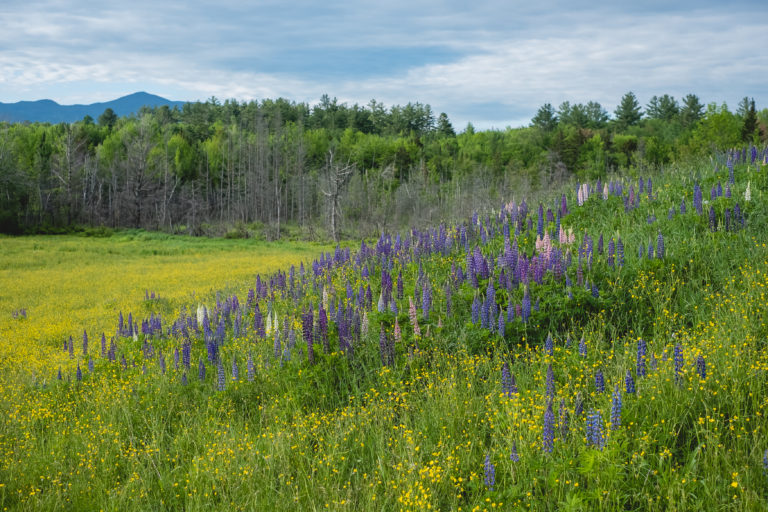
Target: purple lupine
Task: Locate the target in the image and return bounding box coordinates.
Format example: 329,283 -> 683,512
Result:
611,385 -> 622,430
68,336 -> 74,359
693,184 -> 703,214
82,330 -> 88,356
650,352 -> 658,372
521,287 -> 531,323
198,359 -> 206,381
217,362 -> 226,391
595,369 -> 605,394
422,282 -> 431,320
637,339 -> 647,378
587,410 -> 605,450
57,367 -> 62,380
101,333 -> 107,358
173,347 -> 180,370
497,310 -> 505,337
159,350 -> 166,375
674,343 -> 684,384
501,362 -> 517,397
680,198 -> 686,214
183,342 -> 191,369
656,232 -> 665,259
668,208 -> 675,220
76,364 -> 82,381
696,355 -> 706,379
647,242 -> 654,259
510,442 -> 519,462
625,370 -> 635,394
302,309 -> 315,365
471,296 -> 481,324
591,283 -> 599,299
484,454 -> 495,490
579,337 -> 587,358
181,373 -> 188,386
709,206 -> 717,231
88,358 -> 94,373
559,398 -> 570,439
542,399 -> 555,453
545,364 -> 555,398
545,333 -> 553,355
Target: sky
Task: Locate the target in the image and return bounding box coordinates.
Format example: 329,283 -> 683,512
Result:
1,0 -> 767,129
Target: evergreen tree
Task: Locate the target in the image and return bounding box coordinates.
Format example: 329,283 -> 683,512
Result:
614,92 -> 642,129
739,97 -> 757,142
584,101 -> 609,129
98,108 -> 118,129
646,95 -> 679,121
532,103 -> 558,131
436,112 -> 456,137
679,94 -> 704,127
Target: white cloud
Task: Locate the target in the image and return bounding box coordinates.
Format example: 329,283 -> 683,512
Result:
0,2 -> 766,129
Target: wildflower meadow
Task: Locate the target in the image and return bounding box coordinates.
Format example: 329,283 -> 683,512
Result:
2,149 -> 768,511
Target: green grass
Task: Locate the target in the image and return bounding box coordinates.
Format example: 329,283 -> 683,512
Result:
2,155 -> 768,511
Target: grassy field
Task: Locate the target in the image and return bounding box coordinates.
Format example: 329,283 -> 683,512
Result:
2,152 -> 768,511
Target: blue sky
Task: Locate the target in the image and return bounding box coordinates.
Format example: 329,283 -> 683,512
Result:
1,0 -> 767,129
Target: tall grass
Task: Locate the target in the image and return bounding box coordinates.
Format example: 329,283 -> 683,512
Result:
1,152 -> 768,511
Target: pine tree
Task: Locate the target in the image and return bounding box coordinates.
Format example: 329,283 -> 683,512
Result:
614,92 -> 642,129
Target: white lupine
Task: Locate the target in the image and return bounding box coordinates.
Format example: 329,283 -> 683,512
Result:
745,181 -> 751,202
196,304 -> 206,327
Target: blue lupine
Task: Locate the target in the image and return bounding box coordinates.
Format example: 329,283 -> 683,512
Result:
198,360 -> 206,381
88,358 -> 94,373
696,355 -> 706,379
521,287 -> 531,323
545,333 -> 553,355
587,410 -> 605,450
484,454 -> 495,490
545,364 -> 555,398
674,343 -> 684,384
625,369 -> 635,394
422,282 -> 431,320
647,242 -> 654,259
471,296 -> 481,324
595,369 -> 605,394
637,338 -> 647,377
497,310 -> 505,337
501,361 -> 517,397
656,232 -> 665,258
693,184 -> 703,214
611,385 -> 622,430
542,399 -> 555,453
591,283 -> 599,299
215,362 -> 225,391
76,364 -> 82,381
763,449 -> 768,475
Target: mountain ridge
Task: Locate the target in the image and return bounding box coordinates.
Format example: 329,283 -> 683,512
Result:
0,92 -> 187,123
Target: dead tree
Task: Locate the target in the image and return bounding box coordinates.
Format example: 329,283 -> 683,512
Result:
321,149 -> 354,243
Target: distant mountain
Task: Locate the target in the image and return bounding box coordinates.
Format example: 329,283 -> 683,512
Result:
0,92 -> 187,124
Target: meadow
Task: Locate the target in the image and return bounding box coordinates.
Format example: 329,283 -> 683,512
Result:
1,149 -> 768,511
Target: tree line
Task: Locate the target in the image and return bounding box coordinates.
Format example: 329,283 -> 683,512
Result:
0,92 -> 765,238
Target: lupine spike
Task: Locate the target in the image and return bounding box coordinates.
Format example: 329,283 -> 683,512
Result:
542,399 -> 555,453
611,385 -> 622,430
